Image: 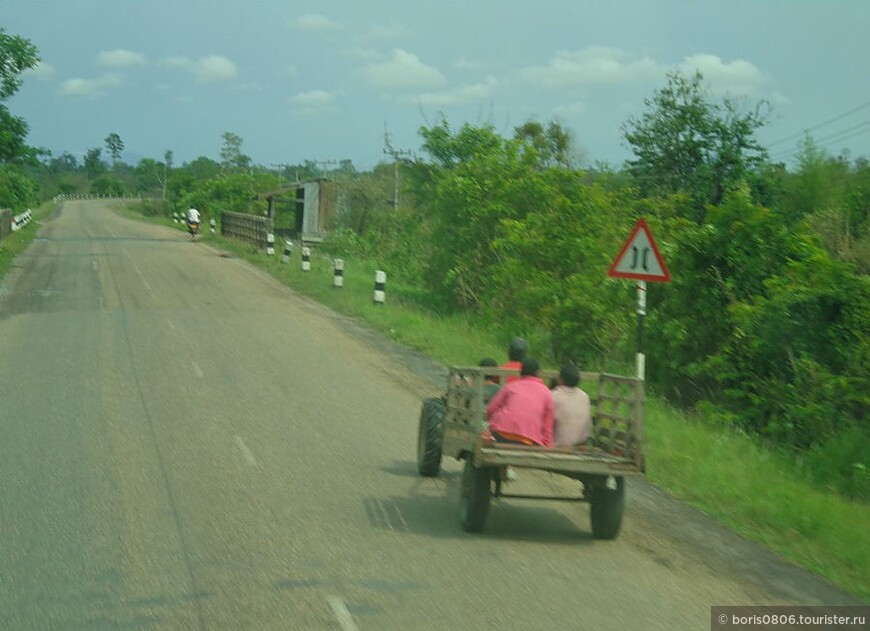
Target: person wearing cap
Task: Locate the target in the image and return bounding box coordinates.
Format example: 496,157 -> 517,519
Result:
500,336 -> 529,383
486,358 -> 554,447
551,363 -> 592,447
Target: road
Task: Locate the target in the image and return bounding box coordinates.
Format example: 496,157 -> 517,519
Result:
0,201 -> 860,630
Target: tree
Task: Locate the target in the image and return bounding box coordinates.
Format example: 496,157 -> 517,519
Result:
0,29 -> 39,101
0,30 -> 40,166
0,105 -> 31,164
104,133 -> 125,165
220,131 -> 251,171
134,158 -> 163,194
48,151 -> 79,174
83,147 -> 106,179
160,150 -> 174,201
0,164 -> 38,209
513,119 -> 577,169
622,70 -> 770,222
91,175 -> 126,197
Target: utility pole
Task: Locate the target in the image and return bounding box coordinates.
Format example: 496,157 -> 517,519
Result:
383,125 -> 412,210
313,160 -> 338,178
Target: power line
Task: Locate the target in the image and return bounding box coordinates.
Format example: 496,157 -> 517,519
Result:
770,121 -> 870,161
766,99 -> 870,149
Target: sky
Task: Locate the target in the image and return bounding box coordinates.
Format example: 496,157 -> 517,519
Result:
4,0 -> 870,172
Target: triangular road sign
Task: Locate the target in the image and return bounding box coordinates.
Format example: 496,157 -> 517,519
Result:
608,219 -> 671,282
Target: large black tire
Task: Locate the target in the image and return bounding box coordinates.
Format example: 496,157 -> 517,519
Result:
416,397 -> 445,476
459,459 -> 493,532
590,476 -> 625,540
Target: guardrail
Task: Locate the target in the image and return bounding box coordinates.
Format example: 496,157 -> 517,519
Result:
221,211 -> 272,250
11,209 -> 33,232
52,194 -> 145,202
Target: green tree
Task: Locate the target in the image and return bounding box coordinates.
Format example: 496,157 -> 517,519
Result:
91,175 -> 126,197
0,105 -> 31,164
622,70 -> 770,222
83,147 -> 106,179
0,28 -> 39,101
220,131 -> 251,171
48,151 -> 79,174
104,132 -> 125,165
513,119 -> 577,169
0,29 -> 40,167
134,158 -> 163,194
0,164 -> 38,209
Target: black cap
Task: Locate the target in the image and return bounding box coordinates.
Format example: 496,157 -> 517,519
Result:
508,337 -> 529,361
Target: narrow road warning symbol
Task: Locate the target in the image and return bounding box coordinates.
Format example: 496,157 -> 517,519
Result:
608,219 -> 671,282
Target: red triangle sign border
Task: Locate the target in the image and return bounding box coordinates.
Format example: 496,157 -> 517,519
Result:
607,218 -> 671,282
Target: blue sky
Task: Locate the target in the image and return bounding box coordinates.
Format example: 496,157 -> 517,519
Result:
4,0 -> 870,171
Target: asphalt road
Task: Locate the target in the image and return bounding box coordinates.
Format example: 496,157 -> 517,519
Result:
0,201 -> 861,630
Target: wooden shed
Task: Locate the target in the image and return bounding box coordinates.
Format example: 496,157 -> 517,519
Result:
258,179 -> 339,243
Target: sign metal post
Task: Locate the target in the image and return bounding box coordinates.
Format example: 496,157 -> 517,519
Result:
607,219 -> 671,380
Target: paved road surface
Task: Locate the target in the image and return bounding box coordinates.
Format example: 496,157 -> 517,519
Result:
0,201 -> 860,630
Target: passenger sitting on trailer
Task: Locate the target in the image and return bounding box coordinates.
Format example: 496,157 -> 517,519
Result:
486,358 -> 554,447
551,363 -> 591,447
478,357 -> 501,404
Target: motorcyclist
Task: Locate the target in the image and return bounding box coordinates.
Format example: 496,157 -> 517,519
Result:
186,207 -> 201,236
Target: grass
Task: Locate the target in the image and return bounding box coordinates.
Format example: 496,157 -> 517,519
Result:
0,203 -> 54,280
109,202 -> 870,600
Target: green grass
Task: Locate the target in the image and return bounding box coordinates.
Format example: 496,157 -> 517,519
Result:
645,400 -> 870,599
114,202 -> 870,600
0,203 -> 54,280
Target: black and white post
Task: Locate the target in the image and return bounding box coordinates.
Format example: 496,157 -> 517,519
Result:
266,233 -> 275,256
374,270 -> 386,304
210,218 -> 216,233
301,246 -> 311,272
636,280 -> 646,380
281,240 -> 293,263
333,259 -> 344,288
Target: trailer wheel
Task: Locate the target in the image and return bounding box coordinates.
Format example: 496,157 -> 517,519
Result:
416,397 -> 445,477
590,476 -> 625,540
460,459 -> 492,532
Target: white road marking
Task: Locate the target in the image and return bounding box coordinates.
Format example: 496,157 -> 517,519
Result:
121,249 -> 153,295
234,435 -> 258,467
192,362 -> 204,378
326,595 -> 359,631
390,503 -> 409,531
373,499 -> 394,531
132,262 -> 153,294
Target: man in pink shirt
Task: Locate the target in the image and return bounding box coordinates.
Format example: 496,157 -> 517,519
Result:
486,358 -> 554,447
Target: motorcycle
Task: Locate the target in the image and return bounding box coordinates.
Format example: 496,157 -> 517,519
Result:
187,220 -> 200,239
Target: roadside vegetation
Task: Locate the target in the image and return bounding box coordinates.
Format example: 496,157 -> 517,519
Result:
3,28 -> 868,599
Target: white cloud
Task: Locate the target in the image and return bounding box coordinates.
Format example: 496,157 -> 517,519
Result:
97,49 -> 146,68
678,54 -> 765,97
360,21 -> 411,43
60,73 -> 123,98
289,14 -> 339,31
358,49 -> 446,89
163,55 -> 238,83
410,77 -> 497,106
521,47 -> 665,87
289,89 -> 338,114
290,89 -> 336,106
24,61 -> 56,80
